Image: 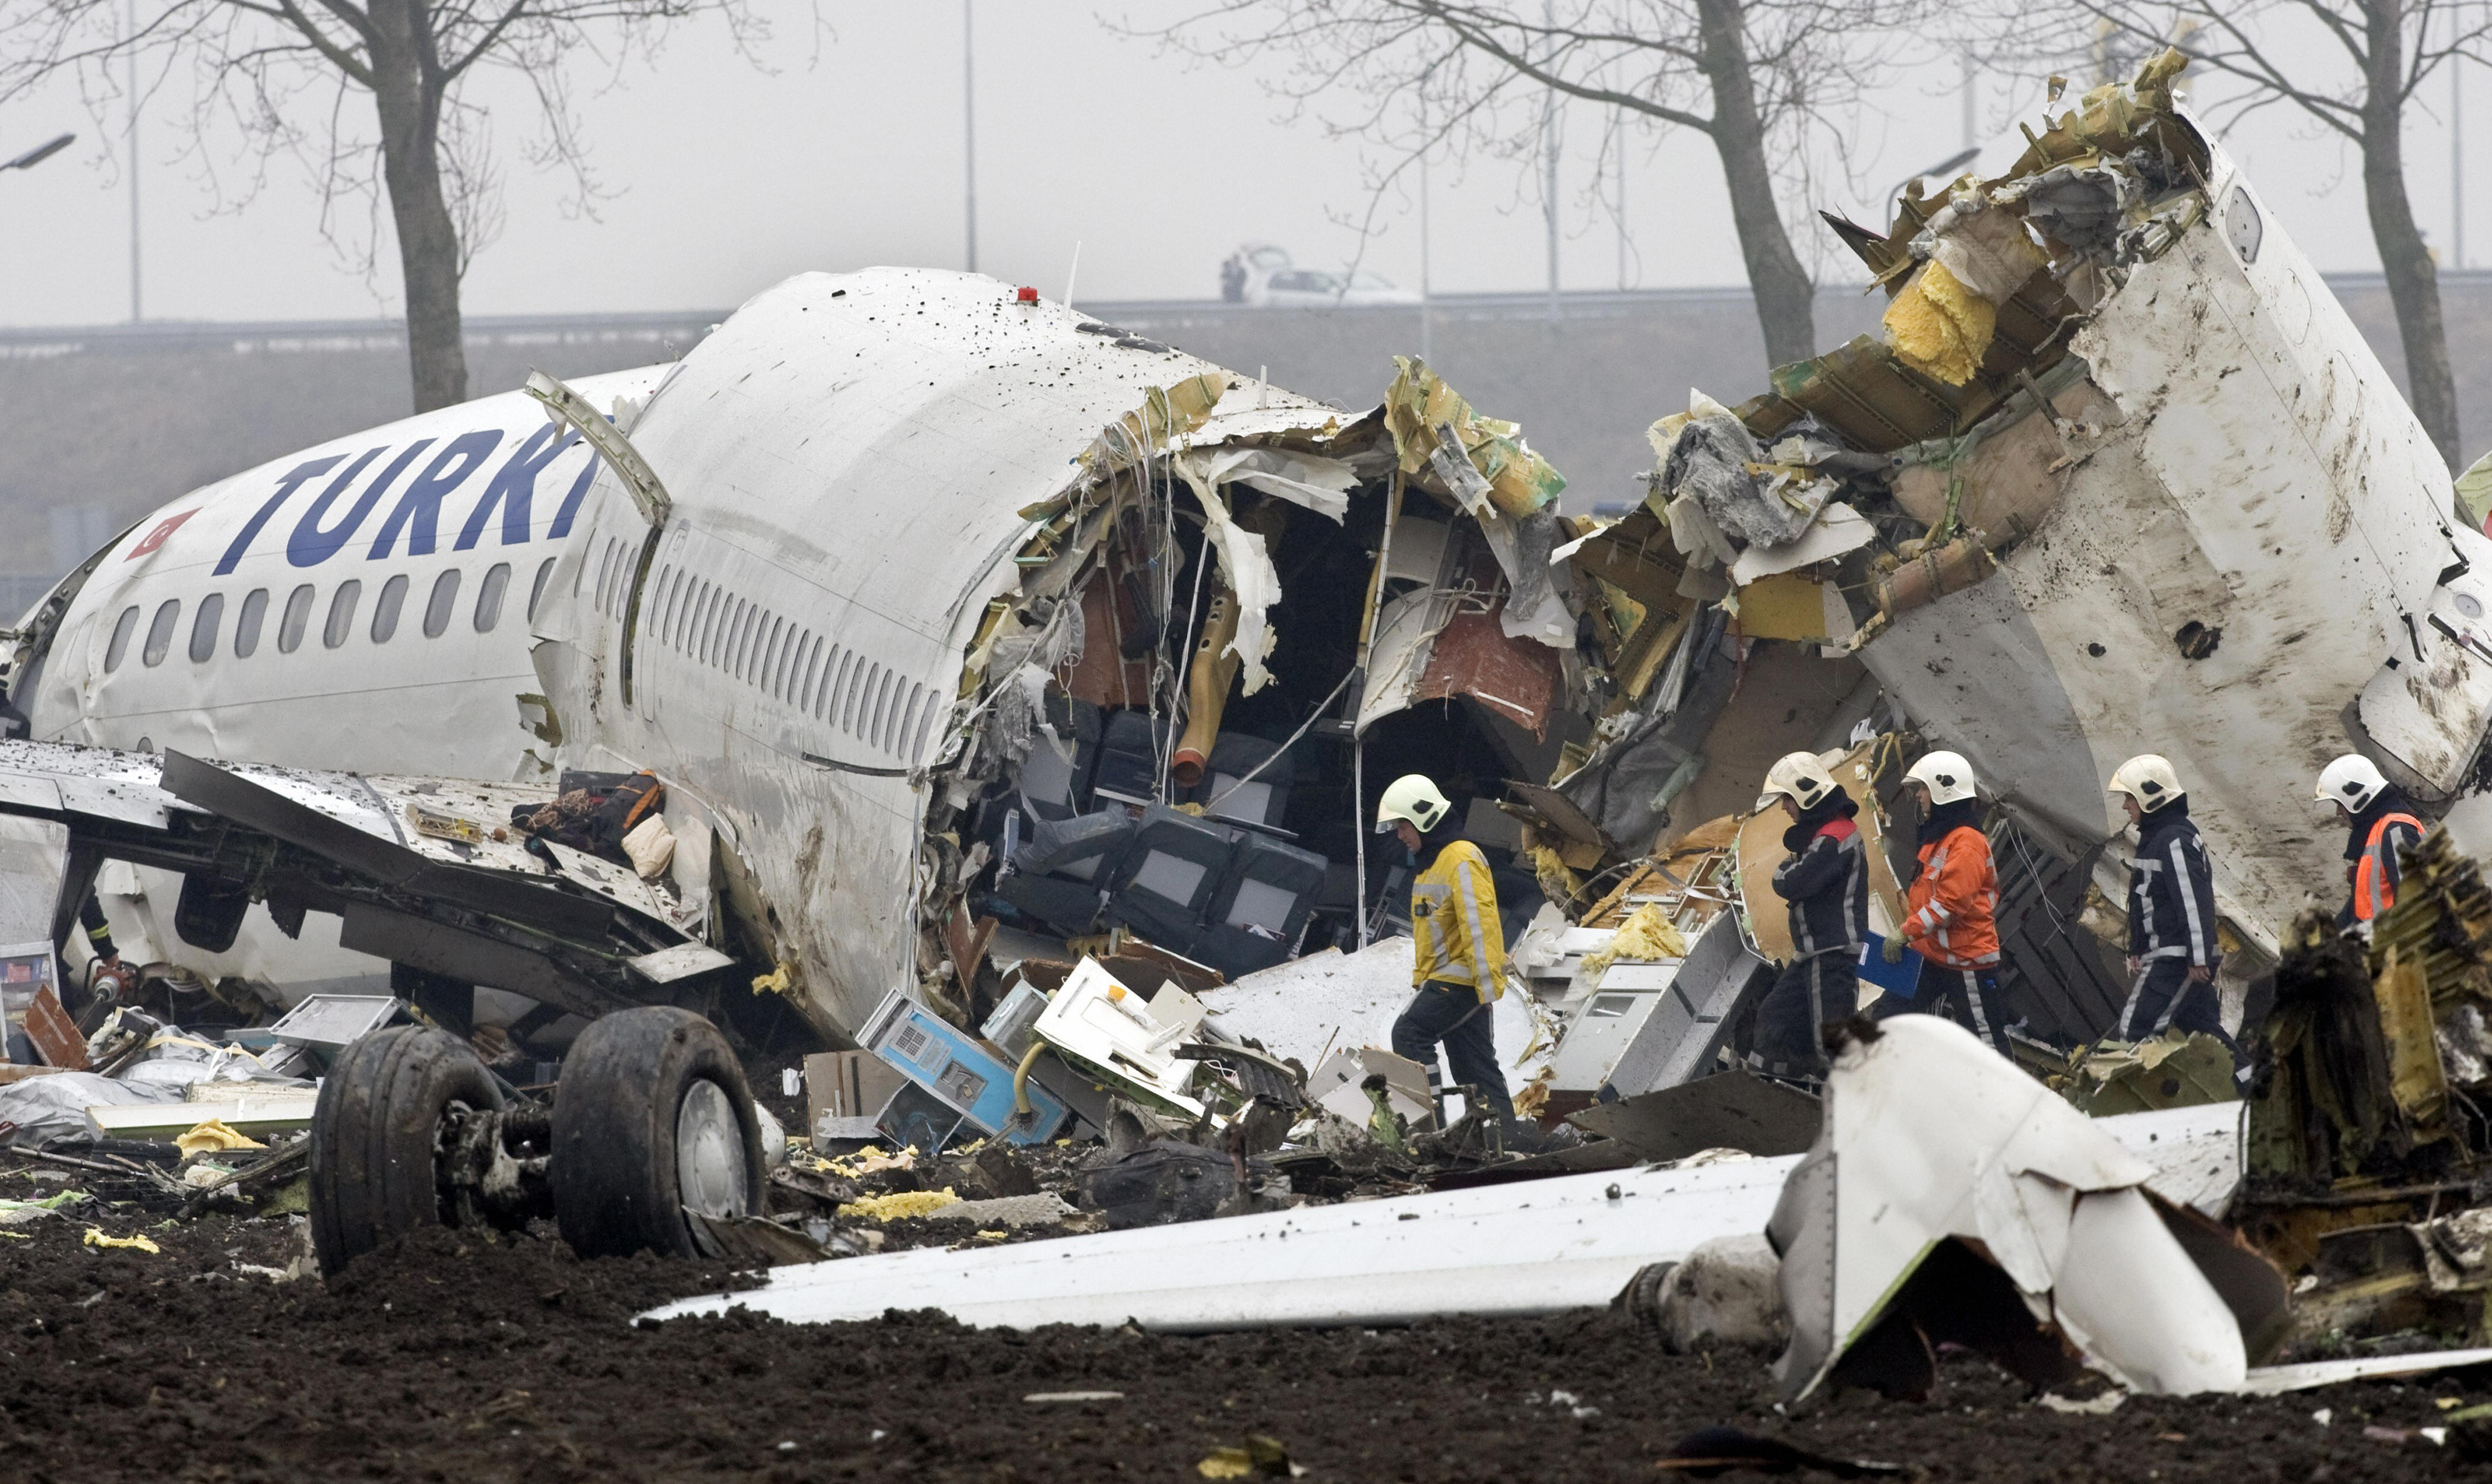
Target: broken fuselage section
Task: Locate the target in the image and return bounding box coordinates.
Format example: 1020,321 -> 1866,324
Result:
520,269 -> 1615,1047
1631,55 -> 2492,1002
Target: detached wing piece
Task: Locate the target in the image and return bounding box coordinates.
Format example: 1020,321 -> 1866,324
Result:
1768,1016 -> 2284,1401
0,741 -> 725,1023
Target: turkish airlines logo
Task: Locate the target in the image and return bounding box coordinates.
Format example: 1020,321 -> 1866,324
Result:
124,510 -> 197,561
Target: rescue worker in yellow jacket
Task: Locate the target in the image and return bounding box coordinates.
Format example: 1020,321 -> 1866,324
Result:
2314,754 -> 2424,932
1379,773 -> 1514,1124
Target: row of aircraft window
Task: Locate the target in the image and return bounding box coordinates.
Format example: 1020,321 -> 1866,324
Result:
590,536 -> 937,764
102,558 -> 559,673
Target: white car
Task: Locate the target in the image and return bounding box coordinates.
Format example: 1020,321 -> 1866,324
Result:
1223,244 -> 1420,308
1251,267 -> 1421,308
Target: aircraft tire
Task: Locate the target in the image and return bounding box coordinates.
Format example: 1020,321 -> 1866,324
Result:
550,1007 -> 763,1260
308,1024 -> 504,1276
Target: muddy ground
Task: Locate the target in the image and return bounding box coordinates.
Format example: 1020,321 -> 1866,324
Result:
0,1203 -> 2482,1484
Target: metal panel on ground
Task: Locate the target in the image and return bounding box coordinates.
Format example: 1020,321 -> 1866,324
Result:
640,1102 -> 2241,1334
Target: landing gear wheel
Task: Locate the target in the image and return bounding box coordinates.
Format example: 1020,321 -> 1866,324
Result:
550,1006 -> 764,1259
308,1024 -> 505,1275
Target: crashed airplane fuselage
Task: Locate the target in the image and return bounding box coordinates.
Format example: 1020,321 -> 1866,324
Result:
1,273 -> 1580,1046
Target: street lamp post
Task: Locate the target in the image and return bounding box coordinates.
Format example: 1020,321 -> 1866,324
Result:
2,134 -> 74,172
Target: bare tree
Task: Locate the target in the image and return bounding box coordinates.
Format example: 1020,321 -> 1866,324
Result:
1133,1 -> 1933,371
0,0 -> 773,412
1984,2 -> 2486,470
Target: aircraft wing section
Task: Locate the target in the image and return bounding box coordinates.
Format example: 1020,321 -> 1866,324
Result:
0,741 -> 728,1023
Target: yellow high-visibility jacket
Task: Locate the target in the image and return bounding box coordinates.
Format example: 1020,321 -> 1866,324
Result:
1410,839 -> 1507,1001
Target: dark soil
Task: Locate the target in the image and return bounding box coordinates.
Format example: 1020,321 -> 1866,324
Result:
0,1207 -> 2481,1483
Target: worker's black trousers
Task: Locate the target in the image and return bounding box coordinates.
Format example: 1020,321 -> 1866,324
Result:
1929,966 -> 2014,1058
1750,951 -> 1858,1079
2118,957 -> 2249,1076
1392,980 -> 1514,1122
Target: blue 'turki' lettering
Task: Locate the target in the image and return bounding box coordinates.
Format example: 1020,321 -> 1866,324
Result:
366,430 -> 504,560
456,423 -> 582,552
284,442 -> 427,568
214,455 -> 346,575
546,454 -> 605,540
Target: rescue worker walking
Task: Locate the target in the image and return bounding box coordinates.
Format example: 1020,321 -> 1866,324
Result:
1378,774 -> 1515,1124
2107,755 -> 2242,1068
2314,754 -> 2424,932
1883,750 -> 2012,1056
1754,751 -> 1869,1078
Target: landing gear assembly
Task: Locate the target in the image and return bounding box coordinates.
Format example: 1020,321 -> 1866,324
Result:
306,1006 -> 767,1273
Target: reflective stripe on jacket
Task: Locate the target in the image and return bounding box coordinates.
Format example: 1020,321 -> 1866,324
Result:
1411,839 -> 1506,1001
2128,811 -> 2218,969
1772,816 -> 1869,960
2352,812 -> 2424,922
1902,824 -> 2001,969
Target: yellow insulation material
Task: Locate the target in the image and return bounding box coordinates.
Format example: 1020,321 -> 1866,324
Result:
175,1119 -> 267,1158
1580,903 -> 1690,980
1528,844 -> 1583,905
1883,260 -> 1995,387
836,1188 -> 962,1222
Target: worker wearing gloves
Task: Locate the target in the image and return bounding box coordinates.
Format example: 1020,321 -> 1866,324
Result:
1754,752 -> 1870,1078
1884,750 -> 2012,1056
2315,754 -> 2424,931
2107,755 -> 2240,1067
1378,774 -> 1515,1125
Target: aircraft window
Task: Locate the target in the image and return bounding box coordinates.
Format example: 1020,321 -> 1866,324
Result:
730,601 -> 754,675
847,661 -> 874,735
278,584 -> 315,653
323,580 -> 362,649
234,589 -> 268,659
104,606 -> 140,672
372,574 -> 409,643
896,684 -> 922,756
913,685 -> 940,762
188,593 -> 225,664
818,646 -> 845,719
742,609 -> 767,682
654,566 -> 681,643
527,557 -> 557,622
475,562 -> 511,633
593,538 -> 620,613
423,569 -> 461,638
141,599 -> 181,667
869,667 -> 895,747
783,629 -> 807,700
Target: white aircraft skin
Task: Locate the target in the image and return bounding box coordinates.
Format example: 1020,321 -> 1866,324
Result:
22,364 -> 671,780
10,365 -> 669,1001
10,271 -> 1353,1040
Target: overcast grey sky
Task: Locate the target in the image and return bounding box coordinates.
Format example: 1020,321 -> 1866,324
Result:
0,3 -> 2475,327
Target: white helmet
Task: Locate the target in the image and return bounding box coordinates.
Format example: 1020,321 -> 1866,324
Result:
2315,754 -> 2389,814
2107,754 -> 2183,813
1756,752 -> 1840,814
1375,773 -> 1453,834
1904,749 -> 1979,806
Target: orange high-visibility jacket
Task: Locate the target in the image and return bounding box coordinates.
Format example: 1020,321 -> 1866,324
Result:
2352,811 -> 2424,922
1900,824 -> 2001,969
